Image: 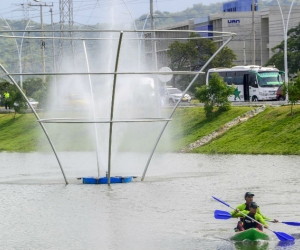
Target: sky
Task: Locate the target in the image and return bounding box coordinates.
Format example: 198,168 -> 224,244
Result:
0,0 -> 226,27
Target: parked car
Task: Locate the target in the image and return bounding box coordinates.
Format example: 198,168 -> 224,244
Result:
63,94 -> 89,107
276,84 -> 285,101
28,98 -> 39,109
14,98 -> 39,109
165,87 -> 191,104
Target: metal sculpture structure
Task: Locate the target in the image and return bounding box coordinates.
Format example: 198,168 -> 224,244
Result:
0,29 -> 235,185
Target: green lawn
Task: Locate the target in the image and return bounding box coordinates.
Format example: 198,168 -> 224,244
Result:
1,105 -> 300,155
193,106 -> 300,154
161,106 -> 254,151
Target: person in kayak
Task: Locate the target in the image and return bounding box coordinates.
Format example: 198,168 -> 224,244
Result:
231,192 -> 277,231
234,202 -> 268,231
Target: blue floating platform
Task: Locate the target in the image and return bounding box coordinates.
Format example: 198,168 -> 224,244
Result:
82,176 -> 133,184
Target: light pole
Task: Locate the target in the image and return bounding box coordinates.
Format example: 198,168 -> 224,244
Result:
29,0 -> 53,82
252,0 -> 255,65
150,0 -> 158,71
140,13 -> 158,40
121,0 -> 142,70
276,0 -> 295,101
49,7 -> 57,94
1,16 -> 32,88
242,32 -> 252,65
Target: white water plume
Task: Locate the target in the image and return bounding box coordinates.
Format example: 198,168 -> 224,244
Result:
39,1 -> 170,178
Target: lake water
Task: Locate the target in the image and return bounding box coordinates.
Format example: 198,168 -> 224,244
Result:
0,152 -> 300,250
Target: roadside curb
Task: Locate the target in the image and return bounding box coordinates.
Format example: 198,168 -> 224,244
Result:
180,105 -> 266,152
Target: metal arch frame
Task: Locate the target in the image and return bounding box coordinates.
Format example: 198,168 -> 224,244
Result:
0,29 -> 235,184
0,63 -> 69,185
141,34 -> 235,181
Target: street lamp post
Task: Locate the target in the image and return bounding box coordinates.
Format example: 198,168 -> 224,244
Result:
276,0 -> 295,101
242,32 -> 254,65
49,7 -> 57,94
121,1 -> 142,70
1,16 -> 32,88
29,0 -> 53,82
252,0 -> 255,65
150,0 -> 158,71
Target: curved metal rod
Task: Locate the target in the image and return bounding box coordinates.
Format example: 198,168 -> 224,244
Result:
6,71 -> 205,76
0,34 -> 233,41
0,29 -> 236,35
83,39 -> 101,178
38,118 -> 172,123
141,35 -> 235,181
0,63 -> 69,185
108,31 -> 124,185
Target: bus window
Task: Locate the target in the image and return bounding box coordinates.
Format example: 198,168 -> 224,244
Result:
235,76 -> 243,85
257,72 -> 283,87
219,72 -> 226,78
249,74 -> 258,88
224,76 -> 233,85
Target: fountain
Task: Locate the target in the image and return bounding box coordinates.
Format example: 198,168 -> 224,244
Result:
0,6 -> 235,185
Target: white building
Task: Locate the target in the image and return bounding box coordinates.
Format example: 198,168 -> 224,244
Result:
204,6 -> 300,66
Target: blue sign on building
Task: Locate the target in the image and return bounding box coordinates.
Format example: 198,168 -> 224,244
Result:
228,20 -> 240,24
223,0 -> 258,12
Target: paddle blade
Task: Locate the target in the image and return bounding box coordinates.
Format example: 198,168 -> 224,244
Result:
282,221 -> 300,226
274,231 -> 295,241
214,210 -> 232,220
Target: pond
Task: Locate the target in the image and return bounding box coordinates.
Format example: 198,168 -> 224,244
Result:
0,152 -> 299,249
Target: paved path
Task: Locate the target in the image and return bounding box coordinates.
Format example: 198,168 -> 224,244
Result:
0,106 -> 14,114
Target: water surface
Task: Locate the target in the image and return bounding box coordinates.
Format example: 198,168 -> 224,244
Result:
0,152 -> 299,250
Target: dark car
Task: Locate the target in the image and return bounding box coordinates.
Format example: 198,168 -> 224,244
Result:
276,84 -> 285,101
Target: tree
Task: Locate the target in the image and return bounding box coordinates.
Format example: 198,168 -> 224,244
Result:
0,79 -> 27,117
282,73 -> 300,115
265,22 -> 300,75
194,73 -> 235,118
23,77 -> 44,97
167,33 -> 236,92
0,77 -> 48,116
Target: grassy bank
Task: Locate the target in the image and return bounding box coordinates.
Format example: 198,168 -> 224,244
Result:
193,105 -> 300,154
0,113 -> 41,151
1,105 -> 300,154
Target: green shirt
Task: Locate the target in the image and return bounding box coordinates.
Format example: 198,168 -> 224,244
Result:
235,210 -> 268,227
230,203 -> 271,220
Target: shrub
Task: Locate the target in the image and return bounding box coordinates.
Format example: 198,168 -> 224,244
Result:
195,73 -> 235,118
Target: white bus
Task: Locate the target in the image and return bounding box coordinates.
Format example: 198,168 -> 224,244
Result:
206,65 -> 284,102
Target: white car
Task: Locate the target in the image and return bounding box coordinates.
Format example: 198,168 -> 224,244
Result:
28,98 -> 39,109
14,98 -> 39,109
165,87 -> 191,104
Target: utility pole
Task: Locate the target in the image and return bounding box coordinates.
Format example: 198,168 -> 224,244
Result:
59,0 -> 75,71
50,7 -> 57,94
252,0 -> 255,65
29,1 -> 53,82
150,0 -> 158,70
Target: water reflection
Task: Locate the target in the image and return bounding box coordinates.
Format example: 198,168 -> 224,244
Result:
234,241 -> 269,250
277,240 -> 295,248
233,240 -> 295,250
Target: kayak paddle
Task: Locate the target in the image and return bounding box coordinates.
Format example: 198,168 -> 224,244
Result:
215,209 -> 300,227
212,196 -> 295,242
267,220 -> 300,226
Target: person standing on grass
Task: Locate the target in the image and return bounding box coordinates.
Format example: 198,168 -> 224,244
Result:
4,90 -> 10,110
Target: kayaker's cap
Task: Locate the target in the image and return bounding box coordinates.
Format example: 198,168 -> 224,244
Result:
250,202 -> 259,208
245,192 -> 255,198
